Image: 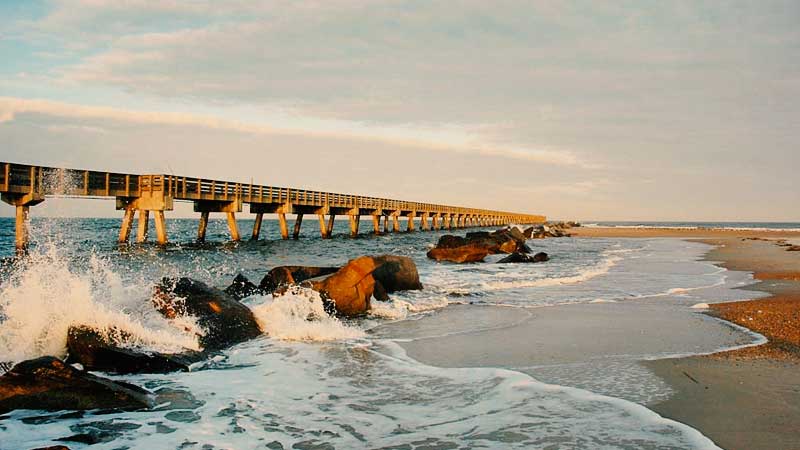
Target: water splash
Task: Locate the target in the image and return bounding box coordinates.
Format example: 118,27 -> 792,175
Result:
248,286 -> 365,341
0,243 -> 200,363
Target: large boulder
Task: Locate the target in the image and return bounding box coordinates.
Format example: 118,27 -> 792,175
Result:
497,252 -> 550,264
371,255 -> 423,294
309,256 -> 379,317
66,326 -> 202,374
259,266 -> 339,294
153,278 -> 262,351
0,357 -> 153,414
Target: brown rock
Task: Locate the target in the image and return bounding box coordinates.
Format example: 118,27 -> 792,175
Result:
259,266 -> 339,293
153,278 -> 262,351
497,251 -> 549,264
310,256 -> 378,317
427,246 -> 492,263
371,255 -> 423,293
0,357 -> 153,414
66,326 -> 202,374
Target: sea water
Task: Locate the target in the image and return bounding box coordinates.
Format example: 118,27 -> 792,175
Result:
0,216 -> 768,449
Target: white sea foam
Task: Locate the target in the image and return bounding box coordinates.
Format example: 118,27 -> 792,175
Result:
0,337 -> 723,449
0,244 -> 200,363
589,298 -> 617,303
369,292 -> 451,320
248,287 -> 365,341
480,254 -> 622,290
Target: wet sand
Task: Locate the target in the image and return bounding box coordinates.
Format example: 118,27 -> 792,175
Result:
398,228 -> 800,450
575,228 -> 800,450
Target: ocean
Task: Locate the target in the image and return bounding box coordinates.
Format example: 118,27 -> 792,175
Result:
0,218 -> 776,449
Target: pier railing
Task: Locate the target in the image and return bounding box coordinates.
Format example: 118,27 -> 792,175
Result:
1,161 -> 546,250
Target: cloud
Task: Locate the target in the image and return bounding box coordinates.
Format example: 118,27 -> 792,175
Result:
0,96 -> 590,167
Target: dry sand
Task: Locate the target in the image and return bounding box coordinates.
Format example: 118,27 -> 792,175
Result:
576,227 -> 800,450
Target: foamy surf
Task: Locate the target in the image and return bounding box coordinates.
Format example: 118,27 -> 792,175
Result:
248,287 -> 365,341
0,244 -> 200,363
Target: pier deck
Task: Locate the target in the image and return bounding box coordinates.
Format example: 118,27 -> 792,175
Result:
0,162 -> 545,252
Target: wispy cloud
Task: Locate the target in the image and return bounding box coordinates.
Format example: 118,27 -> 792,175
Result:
0,96 -> 591,167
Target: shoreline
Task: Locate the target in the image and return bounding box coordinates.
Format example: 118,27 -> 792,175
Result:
570,225 -> 800,239
571,227 -> 800,450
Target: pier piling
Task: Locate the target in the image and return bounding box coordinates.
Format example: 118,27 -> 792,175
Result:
251,212 -> 263,241
197,211 -> 210,242
292,214 -> 304,239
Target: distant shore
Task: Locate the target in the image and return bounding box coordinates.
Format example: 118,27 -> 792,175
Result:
572,228 -> 800,450
570,225 -> 800,239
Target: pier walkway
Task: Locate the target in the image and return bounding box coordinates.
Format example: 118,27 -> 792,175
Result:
0,162 -> 545,252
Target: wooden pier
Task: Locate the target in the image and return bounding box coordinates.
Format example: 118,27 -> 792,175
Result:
0,162 -> 546,252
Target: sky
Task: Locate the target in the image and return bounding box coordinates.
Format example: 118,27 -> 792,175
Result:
0,0 -> 798,221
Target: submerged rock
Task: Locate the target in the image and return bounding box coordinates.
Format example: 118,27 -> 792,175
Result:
0,356 -> 153,414
497,252 -> 550,264
223,274 -> 260,300
153,278 -> 262,351
66,326 -> 202,374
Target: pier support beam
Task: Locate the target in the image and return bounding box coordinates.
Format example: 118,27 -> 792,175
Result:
119,207 -> 135,243
349,215 -> 360,237
197,211 -> 210,242
372,215 -> 381,234
116,191 -> 173,245
2,186 -> 45,254
278,213 -> 290,239
14,205 -> 30,252
406,213 -> 416,232
193,200 -> 242,242
136,210 -> 150,243
318,214 -> 332,239
154,211 -> 168,245
226,212 -> 240,241
392,214 -> 400,233
421,213 -> 430,231
432,215 -> 439,230
293,214 -> 304,239
384,215 -> 390,234
251,212 -> 264,241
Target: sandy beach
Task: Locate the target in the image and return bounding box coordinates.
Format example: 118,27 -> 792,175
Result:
573,227 -> 800,450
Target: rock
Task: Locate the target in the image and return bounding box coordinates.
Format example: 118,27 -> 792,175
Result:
427,228 -> 533,263
259,266 -> 339,294
497,252 -> 549,264
786,245 -> 800,252
370,255 -> 423,293
66,326 -> 202,374
427,245 -> 492,263
153,278 -> 262,351
310,256 -> 378,317
0,357 -> 153,414
504,227 -> 527,243
223,274 -> 259,300
435,235 -> 468,249
32,446 -> 71,450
